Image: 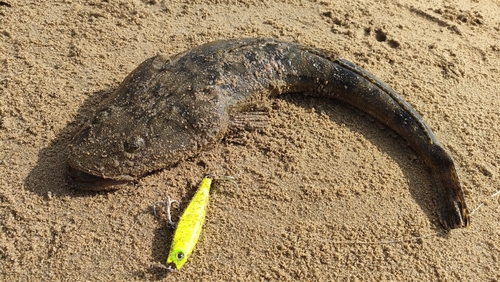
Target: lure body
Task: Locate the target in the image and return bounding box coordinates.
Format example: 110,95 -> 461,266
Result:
167,177 -> 212,270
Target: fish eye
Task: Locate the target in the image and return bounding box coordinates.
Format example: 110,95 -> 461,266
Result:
124,136 -> 145,153
176,251 -> 185,261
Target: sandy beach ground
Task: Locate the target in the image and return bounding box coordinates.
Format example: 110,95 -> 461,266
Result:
1,0 -> 499,281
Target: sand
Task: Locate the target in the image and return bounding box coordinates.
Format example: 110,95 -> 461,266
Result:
1,0 -> 499,281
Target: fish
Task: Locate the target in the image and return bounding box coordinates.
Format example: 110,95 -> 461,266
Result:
67,38 -> 469,229
166,177 -> 212,270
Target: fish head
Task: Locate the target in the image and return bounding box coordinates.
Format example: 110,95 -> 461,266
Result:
67,55 -> 228,189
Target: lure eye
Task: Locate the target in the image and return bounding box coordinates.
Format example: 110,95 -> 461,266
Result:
176,251 -> 185,261
176,252 -> 185,260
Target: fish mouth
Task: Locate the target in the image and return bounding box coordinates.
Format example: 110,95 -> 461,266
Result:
67,165 -> 130,190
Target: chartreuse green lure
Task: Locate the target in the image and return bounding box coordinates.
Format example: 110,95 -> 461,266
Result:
166,177 -> 212,270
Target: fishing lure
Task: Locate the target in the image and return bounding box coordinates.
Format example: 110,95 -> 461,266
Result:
166,177 -> 212,270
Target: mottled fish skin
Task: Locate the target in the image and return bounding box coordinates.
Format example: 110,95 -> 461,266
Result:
68,38 -> 469,229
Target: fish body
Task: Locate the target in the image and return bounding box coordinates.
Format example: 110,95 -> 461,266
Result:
68,38 -> 469,229
167,177 -> 212,270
